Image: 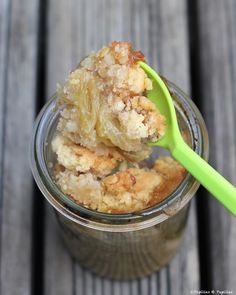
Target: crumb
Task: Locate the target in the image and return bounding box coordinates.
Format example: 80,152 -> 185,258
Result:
148,157 -> 187,206
55,171 -> 103,210
52,135 -> 124,177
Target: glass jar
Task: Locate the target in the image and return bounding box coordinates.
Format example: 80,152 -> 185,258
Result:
30,80 -> 209,280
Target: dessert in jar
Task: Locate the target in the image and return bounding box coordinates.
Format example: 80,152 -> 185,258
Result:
30,41 -> 209,279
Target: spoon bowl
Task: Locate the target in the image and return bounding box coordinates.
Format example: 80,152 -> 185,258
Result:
138,62 -> 181,150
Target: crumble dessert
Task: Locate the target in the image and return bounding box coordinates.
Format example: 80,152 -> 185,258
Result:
52,41 -> 186,213
56,41 -> 165,160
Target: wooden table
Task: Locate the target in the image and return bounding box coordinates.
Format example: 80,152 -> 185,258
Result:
0,0 -> 235,294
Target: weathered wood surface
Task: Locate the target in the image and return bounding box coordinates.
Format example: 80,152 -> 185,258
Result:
0,0 -> 39,294
45,0 -> 199,294
194,0 -> 236,290
1,0 -> 236,294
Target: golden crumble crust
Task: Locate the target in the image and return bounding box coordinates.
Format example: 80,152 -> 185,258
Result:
148,157 -> 187,206
52,41 -> 186,213
52,135 -> 124,177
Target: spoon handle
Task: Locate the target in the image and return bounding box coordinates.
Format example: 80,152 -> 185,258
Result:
172,139 -> 236,216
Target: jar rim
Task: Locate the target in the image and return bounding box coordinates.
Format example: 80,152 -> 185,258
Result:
30,80 -> 209,231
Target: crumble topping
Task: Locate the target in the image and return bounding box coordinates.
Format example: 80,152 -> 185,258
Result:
52,135 -> 124,177
52,41 -> 186,213
56,41 -> 165,158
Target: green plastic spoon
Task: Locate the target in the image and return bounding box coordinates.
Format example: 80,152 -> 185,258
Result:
139,61 -> 236,216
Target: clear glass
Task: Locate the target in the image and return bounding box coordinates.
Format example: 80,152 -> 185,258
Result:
30,80 -> 209,280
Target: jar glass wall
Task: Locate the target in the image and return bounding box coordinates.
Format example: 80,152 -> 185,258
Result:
30,80 -> 209,279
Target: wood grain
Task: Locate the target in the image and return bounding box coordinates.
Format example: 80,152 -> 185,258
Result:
0,0 -> 9,207
44,1 -> 75,294
44,207 -> 74,295
45,0 -> 199,294
0,0 -> 39,294
196,0 -> 236,290
1,0 -> 235,293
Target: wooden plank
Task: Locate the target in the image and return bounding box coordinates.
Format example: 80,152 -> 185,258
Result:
0,0 -> 9,199
196,0 -> 236,290
0,0 -> 39,294
44,1 -> 74,294
44,207 -> 74,295
45,0 -> 198,294
39,1 -> 74,294
147,0 -> 200,294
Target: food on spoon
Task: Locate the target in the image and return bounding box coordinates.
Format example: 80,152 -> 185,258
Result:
52,41 -> 186,213
56,41 -> 165,160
